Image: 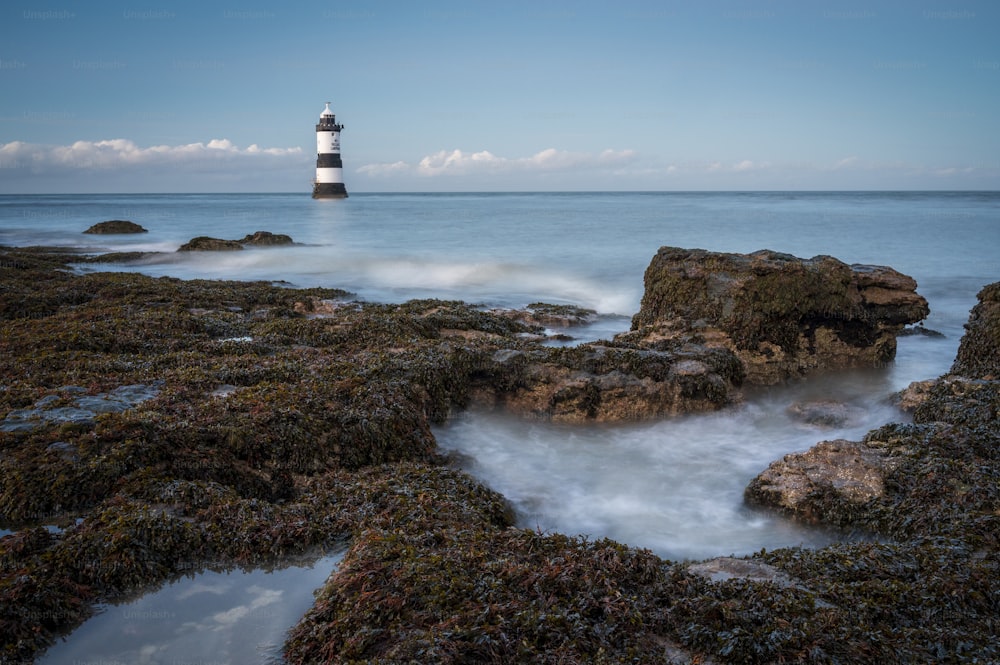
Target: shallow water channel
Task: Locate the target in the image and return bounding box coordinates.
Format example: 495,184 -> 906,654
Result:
435,364 -> 918,562
38,549 -> 345,665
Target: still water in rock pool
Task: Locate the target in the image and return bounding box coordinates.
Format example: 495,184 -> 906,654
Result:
38,550 -> 344,665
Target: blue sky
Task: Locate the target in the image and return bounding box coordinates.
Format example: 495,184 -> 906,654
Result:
1,0 -> 998,192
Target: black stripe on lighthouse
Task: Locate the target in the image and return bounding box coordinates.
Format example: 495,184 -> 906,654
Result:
316,154 -> 342,169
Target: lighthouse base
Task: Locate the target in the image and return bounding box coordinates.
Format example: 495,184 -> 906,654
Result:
312,182 -> 348,199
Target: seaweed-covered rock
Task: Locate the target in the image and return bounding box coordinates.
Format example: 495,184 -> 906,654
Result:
489,344 -> 743,422
177,236 -> 245,251
238,231 -> 294,246
950,281 -> 1000,379
178,231 -> 297,252
83,220 -> 147,234
631,247 -> 929,384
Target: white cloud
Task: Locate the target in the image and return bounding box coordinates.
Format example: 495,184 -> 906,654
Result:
356,160 -> 409,176
358,147 -> 638,177
833,156 -> 858,169
210,585 -> 283,630
0,138 -> 303,173
0,137 -> 310,192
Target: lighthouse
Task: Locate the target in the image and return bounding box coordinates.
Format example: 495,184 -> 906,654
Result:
312,102 -> 348,199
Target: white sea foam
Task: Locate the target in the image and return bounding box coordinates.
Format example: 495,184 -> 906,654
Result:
436,362 -> 923,562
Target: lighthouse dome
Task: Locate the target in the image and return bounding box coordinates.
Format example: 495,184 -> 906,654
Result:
321,102 -> 334,117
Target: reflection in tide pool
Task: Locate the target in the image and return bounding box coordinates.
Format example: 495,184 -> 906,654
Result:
38,550 -> 345,665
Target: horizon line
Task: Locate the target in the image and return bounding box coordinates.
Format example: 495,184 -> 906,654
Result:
3,189 -> 999,196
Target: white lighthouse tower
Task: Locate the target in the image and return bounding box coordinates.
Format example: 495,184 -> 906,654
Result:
312,102 -> 347,199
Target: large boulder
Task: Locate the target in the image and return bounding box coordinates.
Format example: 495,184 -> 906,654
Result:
629,247 -> 929,384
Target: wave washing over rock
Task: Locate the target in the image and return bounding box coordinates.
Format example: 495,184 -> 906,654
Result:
0,243 -> 996,664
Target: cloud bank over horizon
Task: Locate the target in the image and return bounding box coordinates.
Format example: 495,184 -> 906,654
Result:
0,138 -> 310,193
1,138 -> 995,194
1,138 -> 303,171
358,147 -> 639,178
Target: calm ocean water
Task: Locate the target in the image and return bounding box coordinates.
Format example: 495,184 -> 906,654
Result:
3,192 -> 999,553
4,191 -> 998,660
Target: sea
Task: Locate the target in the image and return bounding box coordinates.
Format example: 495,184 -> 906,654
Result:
3,191 -> 998,661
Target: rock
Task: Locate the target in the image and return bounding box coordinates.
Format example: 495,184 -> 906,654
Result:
238,231 -> 294,246
744,439 -> 891,521
178,231 -> 297,251
493,303 -> 599,329
688,556 -> 805,587
786,399 -> 861,427
83,220 -> 148,234
484,344 -> 743,423
950,282 -> 1000,379
893,379 -> 936,412
177,236 -> 245,251
630,248 -> 929,384
293,296 -> 354,316
46,441 -> 80,462
898,324 -> 945,338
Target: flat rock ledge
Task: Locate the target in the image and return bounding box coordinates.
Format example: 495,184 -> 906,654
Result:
627,247 -> 929,385
471,344 -> 744,423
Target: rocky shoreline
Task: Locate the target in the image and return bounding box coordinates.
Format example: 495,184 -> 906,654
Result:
1,243 -> 996,663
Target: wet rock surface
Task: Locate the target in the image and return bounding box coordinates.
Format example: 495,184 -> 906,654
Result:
745,439 -> 893,519
1,246 -> 997,664
630,247 -> 929,384
83,220 -> 148,234
177,236 -> 246,251
177,230 -> 296,251
785,399 -> 863,427
238,230 -> 295,246
950,281 -> 1000,379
